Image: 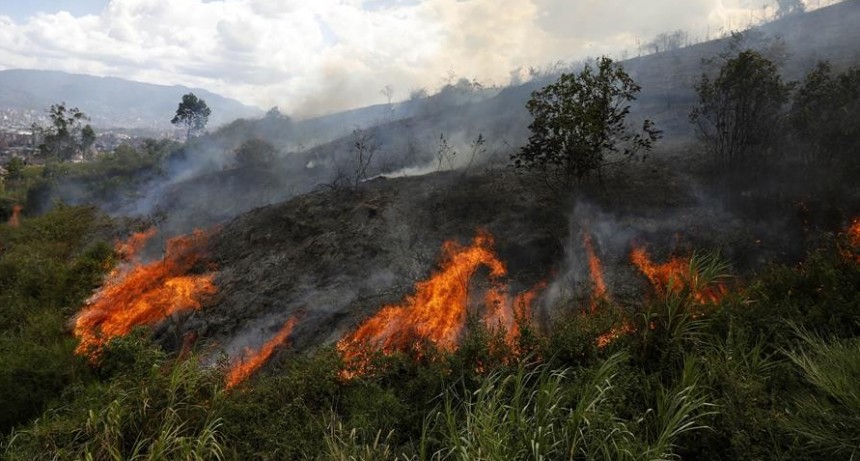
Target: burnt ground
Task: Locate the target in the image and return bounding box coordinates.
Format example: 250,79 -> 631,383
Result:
151,146 -> 856,361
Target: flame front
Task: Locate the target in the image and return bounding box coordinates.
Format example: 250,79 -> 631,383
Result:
73,229 -> 217,358
226,317 -> 298,389
630,245 -> 725,304
6,205 -> 22,227
339,231 -> 505,359
115,227 -> 158,259
596,322 -> 635,349
841,217 -> 860,263
583,231 -> 608,311
338,230 -> 543,374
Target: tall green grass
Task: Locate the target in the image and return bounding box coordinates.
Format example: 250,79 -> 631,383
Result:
784,329 -> 860,458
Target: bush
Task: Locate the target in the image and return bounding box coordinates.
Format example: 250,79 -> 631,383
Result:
0,205 -> 114,432
691,49 -> 791,169
4,351 -> 225,461
511,56 -> 659,195
234,138 -> 277,169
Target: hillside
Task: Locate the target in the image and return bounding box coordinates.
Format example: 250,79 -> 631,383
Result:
133,0 -> 860,235
2,2 -> 860,460
0,69 -> 262,129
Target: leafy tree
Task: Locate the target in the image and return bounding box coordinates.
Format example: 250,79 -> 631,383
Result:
690,50 -> 791,169
235,138 -> 277,168
80,124 -> 96,158
38,103 -> 92,161
5,157 -> 25,181
511,56 -> 660,194
790,61 -> 860,163
171,93 -> 212,140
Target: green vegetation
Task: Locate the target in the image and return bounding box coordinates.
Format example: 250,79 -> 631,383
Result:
172,93 -> 212,140
1,139 -> 177,214
690,49 -> 791,169
234,138 -> 278,169
2,32 -> 859,461
790,62 -> 860,164
2,212 -> 858,460
37,103 -> 96,161
511,56 -> 660,195
0,205 -> 115,433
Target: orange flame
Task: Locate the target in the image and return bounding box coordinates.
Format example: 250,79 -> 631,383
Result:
848,218 -> 860,246
596,322 -> 635,349
337,230 -> 543,375
115,227 -> 158,260
226,317 -> 298,389
339,231 -> 505,358
583,231 -> 608,311
7,205 -> 22,227
73,229 -> 217,359
484,281 -> 546,349
630,245 -> 725,304
840,217 -> 860,263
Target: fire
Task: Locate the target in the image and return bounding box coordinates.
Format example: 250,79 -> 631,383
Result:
583,231 -> 608,311
485,281 -> 546,349
630,245 -> 725,304
6,204 -> 22,227
226,317 -> 298,389
596,322 -> 635,349
848,218 -> 860,246
73,229 -> 217,358
115,227 -> 158,259
337,230 -> 543,374
840,217 -> 860,263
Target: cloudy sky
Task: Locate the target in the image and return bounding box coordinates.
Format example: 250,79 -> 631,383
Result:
0,0 -> 823,117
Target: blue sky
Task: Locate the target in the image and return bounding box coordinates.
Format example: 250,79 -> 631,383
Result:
0,0 -> 108,22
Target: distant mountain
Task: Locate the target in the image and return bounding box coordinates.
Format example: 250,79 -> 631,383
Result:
0,69 -> 262,130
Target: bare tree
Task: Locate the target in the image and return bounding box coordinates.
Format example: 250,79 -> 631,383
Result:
351,128 -> 378,187
646,30 -> 688,54
380,85 -> 394,105
380,85 -> 395,119
436,133 -> 457,171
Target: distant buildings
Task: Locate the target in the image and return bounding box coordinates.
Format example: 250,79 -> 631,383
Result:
0,105 -> 183,166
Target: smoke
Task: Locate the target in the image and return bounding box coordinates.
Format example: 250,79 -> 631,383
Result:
539,201 -> 638,313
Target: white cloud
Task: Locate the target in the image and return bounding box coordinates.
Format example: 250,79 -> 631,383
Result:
0,0 -> 819,118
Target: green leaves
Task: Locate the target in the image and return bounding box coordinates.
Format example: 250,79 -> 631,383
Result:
691,49 -> 791,168
512,57 -> 660,195
172,93 -> 212,140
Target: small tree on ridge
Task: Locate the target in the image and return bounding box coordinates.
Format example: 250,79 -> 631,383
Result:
171,93 -> 211,140
511,56 -> 660,195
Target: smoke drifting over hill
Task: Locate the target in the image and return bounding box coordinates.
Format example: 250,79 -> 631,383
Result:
11,1 -> 859,389
0,0 -> 844,117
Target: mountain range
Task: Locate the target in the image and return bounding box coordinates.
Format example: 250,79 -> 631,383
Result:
0,69 -> 262,130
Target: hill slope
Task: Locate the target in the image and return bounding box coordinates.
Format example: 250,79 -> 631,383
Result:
0,69 -> 262,129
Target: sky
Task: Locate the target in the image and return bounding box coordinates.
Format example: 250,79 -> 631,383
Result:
0,0 -> 826,118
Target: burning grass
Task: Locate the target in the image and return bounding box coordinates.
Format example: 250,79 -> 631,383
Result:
226,317 -> 298,389
630,244 -> 727,304
839,217 -> 860,263
337,230 -> 545,375
583,230 -> 608,311
6,204 -> 22,227
73,228 -> 217,359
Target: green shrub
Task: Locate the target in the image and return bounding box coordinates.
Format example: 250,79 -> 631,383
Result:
4,349 -> 224,461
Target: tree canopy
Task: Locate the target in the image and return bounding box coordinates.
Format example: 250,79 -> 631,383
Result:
234,138 -> 277,168
38,103 -> 95,161
690,50 -> 791,168
511,56 -> 660,194
171,93 -> 212,140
